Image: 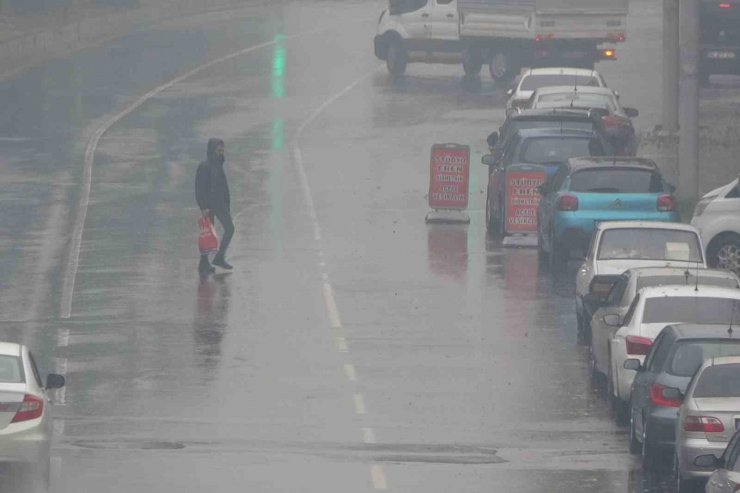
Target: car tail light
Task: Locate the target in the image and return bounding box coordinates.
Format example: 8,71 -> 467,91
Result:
10,395 -> 43,423
556,194 -> 579,211
733,485 -> 740,493
720,3 -> 731,8
619,34 -> 626,42
650,383 -> 682,407
657,194 -> 677,211
626,335 -> 653,355
683,416 -> 725,432
602,115 -> 623,128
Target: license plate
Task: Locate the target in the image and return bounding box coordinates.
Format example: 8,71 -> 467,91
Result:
707,51 -> 736,59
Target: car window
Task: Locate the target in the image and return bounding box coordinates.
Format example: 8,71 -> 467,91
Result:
646,331 -> 675,371
28,352 -> 43,388
643,297 -> 740,325
568,169 -> 664,193
597,229 -> 704,262
0,355 -> 24,383
669,341 -> 740,376
502,134 -> 521,167
622,294 -> 640,326
393,0 -> 428,14
726,184 -> 740,199
521,75 -> 600,91
693,363 -> 740,397
606,275 -> 629,305
519,137 -> 602,165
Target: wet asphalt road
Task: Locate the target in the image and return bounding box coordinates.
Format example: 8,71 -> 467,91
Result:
1,0 -> 736,491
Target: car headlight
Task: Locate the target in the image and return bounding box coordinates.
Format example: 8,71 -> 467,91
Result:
694,196 -> 716,217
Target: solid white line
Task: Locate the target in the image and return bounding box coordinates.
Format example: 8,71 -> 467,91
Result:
353,393 -> 366,415
362,427 -> 376,444
371,465 -> 388,490
335,337 -> 348,353
58,329 -> 70,347
58,28 -> 325,319
343,363 -> 357,381
323,283 -> 342,329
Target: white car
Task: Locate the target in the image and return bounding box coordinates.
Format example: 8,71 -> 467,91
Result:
603,285 -> 740,424
575,221 -> 707,342
506,67 -> 609,109
0,342 -> 65,491
691,175 -> 740,274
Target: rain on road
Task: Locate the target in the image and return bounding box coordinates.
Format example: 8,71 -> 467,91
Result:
0,0 -> 723,491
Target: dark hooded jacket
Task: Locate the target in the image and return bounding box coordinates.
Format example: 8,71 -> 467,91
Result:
195,138 -> 230,212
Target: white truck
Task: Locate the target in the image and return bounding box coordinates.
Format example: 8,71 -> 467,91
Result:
374,0 -> 629,82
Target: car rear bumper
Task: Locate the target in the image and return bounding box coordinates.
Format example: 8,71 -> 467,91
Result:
678,438 -> 728,479
0,419 -> 50,464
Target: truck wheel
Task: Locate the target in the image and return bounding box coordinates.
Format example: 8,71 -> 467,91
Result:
488,53 -> 515,83
386,39 -> 407,76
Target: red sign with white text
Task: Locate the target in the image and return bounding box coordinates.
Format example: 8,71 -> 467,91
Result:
505,166 -> 546,234
428,144 -> 470,211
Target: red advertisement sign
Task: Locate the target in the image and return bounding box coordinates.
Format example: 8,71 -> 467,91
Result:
505,167 -> 546,233
428,144 -> 470,211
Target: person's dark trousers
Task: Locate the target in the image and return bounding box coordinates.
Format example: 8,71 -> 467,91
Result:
210,208 -> 235,260
198,254 -> 214,273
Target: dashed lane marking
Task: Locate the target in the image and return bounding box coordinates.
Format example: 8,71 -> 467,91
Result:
323,283 -> 342,329
353,393 -> 366,415
58,329 -> 69,347
343,363 -> 357,381
363,428 -> 376,444
335,337 -> 348,353
371,465 -> 388,490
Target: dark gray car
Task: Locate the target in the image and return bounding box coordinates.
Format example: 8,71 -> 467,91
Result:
626,324 -> 740,470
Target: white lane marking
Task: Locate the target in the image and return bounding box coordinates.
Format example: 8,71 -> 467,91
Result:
55,358 -> 68,374
58,28 -> 326,319
323,283 -> 342,329
53,419 -> 65,436
58,329 -> 70,347
54,358 -> 68,405
343,363 -> 357,381
363,427 -> 376,444
371,465 -> 388,490
335,337 -> 348,353
353,393 -> 366,415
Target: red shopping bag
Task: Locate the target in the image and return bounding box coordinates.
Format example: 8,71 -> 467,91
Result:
198,215 -> 219,254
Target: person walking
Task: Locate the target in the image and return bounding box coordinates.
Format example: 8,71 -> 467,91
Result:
195,138 -> 234,273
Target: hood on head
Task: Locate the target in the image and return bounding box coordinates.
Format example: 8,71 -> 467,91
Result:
207,138 -> 224,161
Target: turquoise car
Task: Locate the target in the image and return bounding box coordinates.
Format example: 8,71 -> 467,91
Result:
537,157 -> 680,268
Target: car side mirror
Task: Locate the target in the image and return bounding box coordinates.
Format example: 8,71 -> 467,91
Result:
603,314 -> 622,327
623,359 -> 642,371
46,373 -> 66,390
624,107 -> 639,118
694,454 -> 721,469
506,89 -> 513,97
487,132 -> 499,148
482,154 -> 496,166
583,292 -> 605,307
661,387 -> 683,402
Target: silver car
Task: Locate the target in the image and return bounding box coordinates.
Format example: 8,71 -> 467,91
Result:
0,342 -> 65,491
674,355 -> 740,492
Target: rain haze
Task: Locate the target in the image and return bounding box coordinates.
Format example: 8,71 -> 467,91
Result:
1,0 -> 740,492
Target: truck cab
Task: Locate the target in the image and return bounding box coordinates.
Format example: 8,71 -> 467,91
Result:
374,0 -> 462,76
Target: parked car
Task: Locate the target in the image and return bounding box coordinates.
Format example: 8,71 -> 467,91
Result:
538,159 -> 681,270
529,86 -> 639,156
691,175 -> 740,274
624,325 -> 740,471
588,267 -> 739,376
696,427 -> 740,493
606,286 -> 740,425
484,128 -> 609,235
574,222 -> 705,344
505,67 -> 609,109
674,355 -> 740,491
0,342 -> 65,491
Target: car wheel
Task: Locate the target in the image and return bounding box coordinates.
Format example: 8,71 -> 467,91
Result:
607,353 -> 629,426
629,407 -> 641,454
642,420 -> 662,470
386,39 -> 407,76
549,236 -> 568,273
711,235 -> 740,274
497,199 -> 507,238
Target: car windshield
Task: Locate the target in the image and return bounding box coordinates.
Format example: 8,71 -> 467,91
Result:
537,93 -> 617,111
0,355 -> 24,383
692,363 -> 740,396
637,275 -> 739,291
569,169 -> 664,193
597,229 -> 703,262
669,343 -> 740,377
519,137 -> 603,164
643,297 -> 740,324
520,75 -> 600,91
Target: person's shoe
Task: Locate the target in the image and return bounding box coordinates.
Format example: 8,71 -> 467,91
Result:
198,262 -> 215,274
212,256 -> 233,270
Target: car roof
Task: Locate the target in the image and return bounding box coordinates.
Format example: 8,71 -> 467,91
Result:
514,128 -> 598,139
625,266 -> 738,280
567,156 -> 658,171
667,323 -> 740,339
0,342 -> 22,357
597,221 -> 699,232
533,85 -> 615,96
523,67 -> 601,77
638,284 -> 740,299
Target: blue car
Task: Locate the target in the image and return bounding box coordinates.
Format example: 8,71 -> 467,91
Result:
537,157 -> 680,267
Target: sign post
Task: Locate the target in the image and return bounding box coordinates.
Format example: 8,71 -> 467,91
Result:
426,143 -> 471,224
